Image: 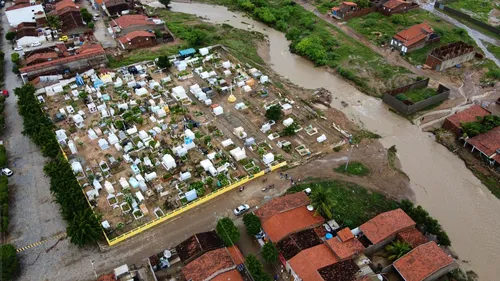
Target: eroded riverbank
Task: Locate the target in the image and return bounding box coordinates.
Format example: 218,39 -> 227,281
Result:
170,2 -> 500,280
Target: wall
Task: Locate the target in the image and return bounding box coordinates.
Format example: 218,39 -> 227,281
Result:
423,261 -> 459,281
5,5 -> 45,27
121,24 -> 166,35
435,51 -> 475,71
379,3 -> 419,16
23,53 -> 108,78
435,2 -> 500,35
363,235 -> 396,255
383,79 -> 451,115
123,36 -> 157,50
342,7 -> 376,20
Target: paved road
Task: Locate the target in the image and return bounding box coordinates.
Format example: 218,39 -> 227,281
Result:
415,0 -> 500,67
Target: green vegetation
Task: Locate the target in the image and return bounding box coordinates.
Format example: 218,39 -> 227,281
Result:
0,96 -> 6,135
385,240 -> 412,261
156,55 -> 172,69
243,213 -> 262,235
5,31 -> 16,42
485,42 -> 500,61
396,88 -> 437,103
261,242 -> 279,263
16,84 -> 102,246
245,254 -> 273,281
80,8 -> 93,24
159,0 -> 171,7
0,244 -> 19,281
347,10 -> 476,65
46,15 -> 62,30
351,129 -> 381,144
334,161 -> 370,176
282,122 -> 299,136
447,0 -> 496,24
461,115 -> 500,137
216,217 -> 240,246
400,200 -> 451,246
0,172 -> 9,233
265,105 -> 283,121
310,187 -> 336,219
387,145 -> 397,168
203,0 -> 410,96
11,53 -> 21,74
445,269 -> 479,281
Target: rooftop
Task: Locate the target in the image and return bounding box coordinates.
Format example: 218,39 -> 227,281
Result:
326,236 -> 364,261
393,22 -> 434,47
26,52 -> 59,65
55,0 -> 79,12
337,228 -> 354,242
318,259 -> 360,281
429,41 -> 475,60
359,209 -> 415,245
112,14 -> 159,29
383,0 -> 406,9
393,241 -> 454,281
466,126 -> 500,157
445,105 -> 491,129
255,192 -> 310,223
176,231 -> 224,264
211,269 -> 244,281
288,244 -> 339,281
103,0 -> 127,6
5,3 -> 31,11
277,228 -> 322,260
343,2 -> 357,6
226,245 -> 245,265
118,30 -> 155,44
396,227 -> 428,248
262,205 -> 324,242
182,248 -> 236,281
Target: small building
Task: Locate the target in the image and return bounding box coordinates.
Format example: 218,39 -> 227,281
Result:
391,22 -> 440,54
393,241 -> 457,281
359,208 -> 415,253
380,0 -> 419,16
464,126 -> 500,166
5,3 -> 45,27
442,105 -> 491,136
331,2 -> 358,20
288,244 -> 339,281
53,0 -> 86,33
181,246 -> 245,281
110,14 -> 168,37
118,31 -> 156,50
26,52 -> 59,66
325,228 -> 365,261
102,0 -> 130,16
179,48 -> 196,58
425,41 -> 475,71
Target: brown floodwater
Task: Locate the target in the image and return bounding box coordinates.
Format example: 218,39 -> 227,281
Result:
171,3 -> 500,279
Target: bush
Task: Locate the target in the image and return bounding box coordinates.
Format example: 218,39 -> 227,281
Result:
254,7 -> 277,24
282,122 -> 299,136
0,145 -> 7,167
265,105 -> 283,121
294,37 -> 327,66
10,53 -> 20,64
243,213 -> 261,235
261,242 -> 279,263
0,244 -> 19,281
216,217 -> 240,246
5,32 -> 16,42
88,22 -> 95,29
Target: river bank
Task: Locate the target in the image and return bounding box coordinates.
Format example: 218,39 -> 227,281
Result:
167,2 -> 500,280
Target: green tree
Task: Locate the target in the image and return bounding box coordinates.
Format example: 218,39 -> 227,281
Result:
356,0 -> 371,8
156,55 -> 172,69
265,105 -> 283,121
5,32 -> 16,42
0,244 -> 19,281
261,242 -> 279,263
159,0 -> 171,7
154,29 -> 163,38
46,15 -> 62,30
11,53 -> 20,64
310,188 -> 336,219
80,8 -> 93,23
243,213 -> 261,235
245,254 -> 272,281
294,37 -> 327,66
385,240 -> 412,261
88,22 -> 95,29
238,0 -> 255,11
282,122 -> 299,136
0,145 -> 7,167
186,29 -> 208,46
66,208 -> 103,247
216,217 -> 240,246
254,7 -> 277,24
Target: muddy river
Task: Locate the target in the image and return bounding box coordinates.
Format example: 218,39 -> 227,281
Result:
171,3 -> 500,279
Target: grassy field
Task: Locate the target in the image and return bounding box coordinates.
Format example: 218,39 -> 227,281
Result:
347,10 -> 477,65
286,181 -> 399,228
440,8 -> 500,40
201,0 -> 412,96
447,0 -> 497,24
334,161 -> 370,176
485,41 -> 500,60
398,88 -> 437,103
109,10 -> 265,68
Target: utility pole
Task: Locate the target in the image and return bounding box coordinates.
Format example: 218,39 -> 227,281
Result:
344,136 -> 354,171
90,260 -> 97,279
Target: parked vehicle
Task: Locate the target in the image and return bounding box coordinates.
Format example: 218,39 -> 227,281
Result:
233,204 -> 250,216
30,42 -> 41,47
2,90 -> 9,97
13,46 -> 23,51
59,35 -> 69,42
2,168 -> 13,177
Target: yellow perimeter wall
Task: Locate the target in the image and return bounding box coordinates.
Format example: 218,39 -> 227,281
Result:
105,161 -> 287,246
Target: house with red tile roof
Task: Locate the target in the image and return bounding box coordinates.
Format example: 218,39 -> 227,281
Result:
26,52 -> 59,66
288,244 -> 339,281
391,22 -> 440,54
326,228 -> 365,261
359,208 -> 415,253
380,0 -> 419,16
396,227 -> 428,248
442,105 -> 491,136
53,0 -> 86,33
393,241 -> 457,281
181,246 -> 245,281
464,126 -> 500,166
118,30 -> 156,50
255,192 -> 324,242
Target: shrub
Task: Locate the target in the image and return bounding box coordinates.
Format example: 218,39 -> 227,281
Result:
254,7 -> 277,24
0,244 -> 19,281
265,105 -> 283,121
216,217 -> 240,246
243,213 -> 261,235
10,53 -> 20,64
0,145 -> 7,167
5,32 -> 16,42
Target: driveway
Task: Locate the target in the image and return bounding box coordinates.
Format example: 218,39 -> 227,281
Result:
79,0 -> 117,49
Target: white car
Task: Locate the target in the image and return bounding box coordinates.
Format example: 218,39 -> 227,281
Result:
2,168 -> 13,177
14,46 -> 23,51
30,42 -> 41,47
233,204 -> 250,216
93,16 -> 99,21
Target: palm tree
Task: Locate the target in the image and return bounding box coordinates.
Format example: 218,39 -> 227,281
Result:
66,209 -> 103,247
385,240 -> 412,262
310,188 -> 336,219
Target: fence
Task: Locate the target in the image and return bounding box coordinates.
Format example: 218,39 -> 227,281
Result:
383,79 -> 450,115
105,161 -> 288,246
434,2 -> 500,35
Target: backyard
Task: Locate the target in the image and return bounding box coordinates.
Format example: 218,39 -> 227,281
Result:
396,88 -> 437,104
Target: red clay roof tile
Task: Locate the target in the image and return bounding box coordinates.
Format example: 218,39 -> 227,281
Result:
326,236 -> 364,260
393,23 -> 434,47
288,244 -> 339,281
397,227 -> 428,248
445,105 -> 491,130
226,245 -> 245,265
337,228 -> 354,242
55,0 -> 79,12
211,270 -> 244,281
262,206 -> 324,242
112,14 -> 157,29
360,209 -> 415,245
383,0 -> 406,9
255,192 -> 310,223
393,241 -> 454,281
182,248 -> 236,281
466,126 -> 500,157
118,30 -> 155,43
